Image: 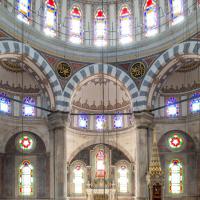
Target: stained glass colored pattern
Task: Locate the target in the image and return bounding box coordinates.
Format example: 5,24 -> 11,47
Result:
22,96 -> 36,116
69,6 -> 82,44
144,0 -> 158,37
44,0 -> 57,37
169,159 -> 183,193
94,9 -> 107,47
16,0 -> 31,24
18,135 -> 33,150
190,93 -> 200,113
73,165 -> 84,194
119,6 -> 132,44
169,0 -> 184,25
19,160 -> 34,196
79,114 -> 88,128
169,134 -> 183,148
96,150 -> 106,178
166,97 -> 179,117
0,93 -> 11,113
118,165 -> 128,193
114,114 -> 123,128
96,115 -> 106,130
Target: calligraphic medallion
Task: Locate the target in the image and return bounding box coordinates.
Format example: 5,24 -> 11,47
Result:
130,62 -> 145,79
57,62 -> 71,78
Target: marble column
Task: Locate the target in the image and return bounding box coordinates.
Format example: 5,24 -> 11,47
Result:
48,111 -> 68,200
60,0 -> 67,41
7,0 -> 14,12
84,4 -> 92,46
134,0 -> 142,41
34,0 -> 41,32
134,112 -> 154,200
109,3 -> 116,47
159,0 -> 167,32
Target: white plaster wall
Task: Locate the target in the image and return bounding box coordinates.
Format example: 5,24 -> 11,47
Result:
0,116 -> 49,152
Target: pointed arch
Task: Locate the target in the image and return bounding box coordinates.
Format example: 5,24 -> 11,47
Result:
62,64 -> 139,112
94,9 -> 107,47
44,0 -> 57,37
144,0 -> 158,37
138,41 -> 200,111
0,40 -> 62,110
18,160 -> 34,196
169,159 -> 183,193
69,5 -> 83,44
119,5 -> 132,44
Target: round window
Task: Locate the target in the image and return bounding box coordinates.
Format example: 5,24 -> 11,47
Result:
16,133 -> 36,152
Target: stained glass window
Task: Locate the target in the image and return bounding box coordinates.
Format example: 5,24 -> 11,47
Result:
23,97 -> 36,116
96,150 -> 106,178
119,6 -> 132,44
94,9 -> 107,47
169,0 -> 184,25
44,0 -> 57,37
118,165 -> 128,193
19,160 -> 34,196
16,0 -> 31,24
166,97 -> 179,117
69,6 -> 82,44
169,159 -> 183,193
190,93 -> 200,113
169,134 -> 183,149
18,135 -> 33,151
96,115 -> 106,130
79,114 -> 88,128
73,165 -> 84,194
144,0 -> 158,37
114,114 -> 123,129
0,93 -> 11,113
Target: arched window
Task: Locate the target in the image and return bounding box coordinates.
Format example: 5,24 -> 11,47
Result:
169,159 -> 183,193
94,9 -> 107,47
19,160 -> 34,196
118,165 -> 128,193
0,92 -> 11,113
190,93 -> 200,113
119,6 -> 132,44
96,149 -> 106,178
69,6 -> 82,44
22,96 -> 36,116
96,115 -> 106,130
166,97 -> 179,117
73,165 -> 84,194
44,0 -> 57,37
144,0 -> 158,37
169,0 -> 184,25
114,114 -> 123,129
16,0 -> 31,24
79,114 -> 88,128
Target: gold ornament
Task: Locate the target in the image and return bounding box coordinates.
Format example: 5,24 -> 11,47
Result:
130,62 -> 145,79
57,62 -> 71,78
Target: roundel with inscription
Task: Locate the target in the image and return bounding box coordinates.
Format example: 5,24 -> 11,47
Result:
56,62 -> 72,78
130,62 -> 146,79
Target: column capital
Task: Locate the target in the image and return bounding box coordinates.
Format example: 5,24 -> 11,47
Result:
48,111 -> 69,130
134,111 -> 154,129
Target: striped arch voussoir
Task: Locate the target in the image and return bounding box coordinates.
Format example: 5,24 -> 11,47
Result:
137,41 -> 200,111
0,40 -> 62,109
60,63 -> 139,112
